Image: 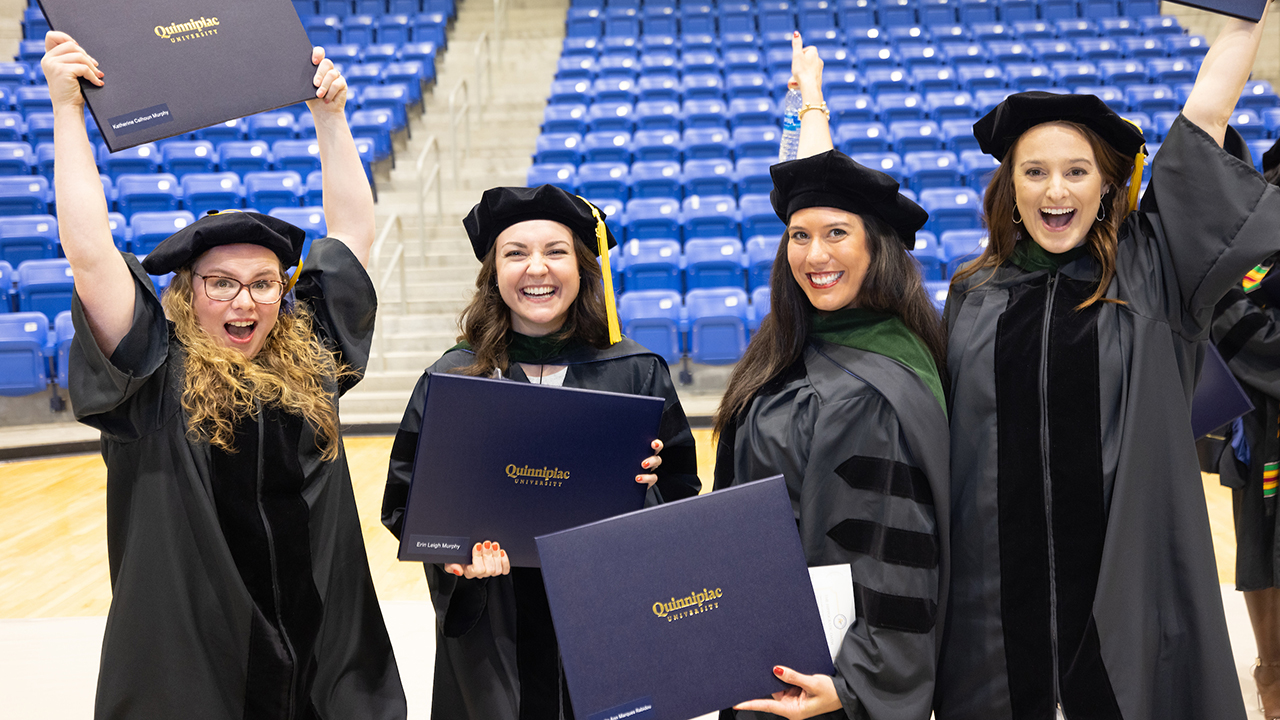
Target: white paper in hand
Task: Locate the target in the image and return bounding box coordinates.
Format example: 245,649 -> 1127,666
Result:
808,564 -> 856,660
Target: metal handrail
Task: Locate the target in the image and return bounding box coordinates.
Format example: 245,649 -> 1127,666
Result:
415,134 -> 443,239
370,213 -> 407,314
474,31 -> 491,107
447,79 -> 470,182
493,0 -> 508,59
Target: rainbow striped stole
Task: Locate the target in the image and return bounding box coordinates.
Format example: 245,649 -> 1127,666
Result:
1265,461 -> 1278,499
1243,264 -> 1273,293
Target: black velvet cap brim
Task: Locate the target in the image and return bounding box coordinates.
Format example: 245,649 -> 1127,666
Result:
974,91 -> 1147,161
464,184 -> 618,261
769,149 -> 928,247
139,211 -> 306,275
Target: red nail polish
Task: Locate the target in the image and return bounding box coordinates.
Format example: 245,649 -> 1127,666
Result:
773,666 -> 784,677
636,475 -> 644,482
642,460 -> 650,469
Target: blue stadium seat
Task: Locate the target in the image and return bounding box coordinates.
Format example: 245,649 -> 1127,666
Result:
0,176 -> 47,216
899,45 -> 945,70
597,54 -> 640,78
544,103 -> 589,135
683,195 -> 739,240
878,0 -> 920,26
272,140 -> 323,178
682,128 -> 733,160
0,62 -> 30,91
0,141 -> 32,176
825,69 -> 866,99
377,15 -> 413,45
617,289 -> 682,362
247,112 -> 298,144
922,0 -> 959,24
350,109 -> 397,163
941,42 -> 989,66
345,63 -> 386,93
1262,108 -> 1280,136
732,126 -> 782,158
631,130 -> 683,162
683,99 -> 730,129
527,163 -> 577,192
686,287 -> 750,364
534,133 -> 584,165
1077,38 -> 1124,62
1054,19 -> 1097,38
305,15 -> 341,46
341,15 -> 377,45
1010,21 -> 1054,39
576,162 -> 631,202
0,311 -> 50,396
735,157 -> 774,196
182,173 -> 244,218
925,91 -> 976,121
621,238 -> 682,291
1125,85 -> 1178,114
636,75 -> 680,102
160,140 -> 217,179
746,235 -> 777,290
13,86 -> 51,118
561,37 -> 602,57
724,49 -> 765,74
1098,17 -> 1139,36
51,309 -> 72,386
685,237 -> 745,290
851,152 -> 906,182
193,118 -> 247,148
1247,140 -> 1272,171
1165,35 -> 1209,61
1151,111 -> 1179,142
245,171 -> 305,213
839,0 -> 877,27
970,22 -> 1013,42
129,211 -> 192,254
1099,60 -> 1148,88
633,101 -> 681,132
218,140 -> 273,176
587,102 -> 636,133
740,194 -> 785,241
623,195 -> 683,243
593,77 -> 640,104
1229,109 -> 1267,141
1147,58 -> 1197,87
100,143 -> 161,180
0,112 -> 24,143
566,7 -> 603,38
836,122 -> 890,154
583,131 -> 633,163
680,73 -> 725,102
911,231 -> 944,280
914,68 -> 962,95
891,120 -> 944,153
0,214 -> 56,265
904,151 -> 963,191
1003,64 -> 1054,91
116,173 -> 182,218
726,72 -> 773,101
921,188 -> 983,234
0,259 -> 12,309
728,98 -> 778,129
828,94 -> 877,124
550,79 -> 594,106
923,281 -> 949,311
361,84 -> 412,132
1077,85 -> 1127,112
103,212 -> 128,252
1240,81 -> 1280,110
682,158 -> 736,198
987,41 -> 1035,66
939,229 -> 989,274
1052,62 -> 1101,89
642,7 -> 679,37
269,208 -> 328,241
15,258 -> 73,319
628,160 -> 681,199
1140,15 -> 1182,35
941,120 -> 980,152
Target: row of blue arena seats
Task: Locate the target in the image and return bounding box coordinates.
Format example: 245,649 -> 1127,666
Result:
0,205 -> 328,267
564,0 -> 1167,37
291,0 -> 456,17
561,15 -> 1191,58
302,12 -> 450,47
0,309 -> 72,395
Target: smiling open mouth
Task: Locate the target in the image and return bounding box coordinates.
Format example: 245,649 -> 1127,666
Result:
225,320 -> 256,340
521,286 -> 556,298
1040,208 -> 1075,229
807,271 -> 844,288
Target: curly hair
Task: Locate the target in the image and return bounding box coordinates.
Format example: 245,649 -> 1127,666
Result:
453,231 -> 611,377
162,268 -> 352,462
952,120 -> 1135,310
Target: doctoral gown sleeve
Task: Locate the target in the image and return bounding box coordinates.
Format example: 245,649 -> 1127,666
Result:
641,355 -> 701,503
1211,287 -> 1280,400
381,351 -> 491,638
801,392 -> 941,720
68,252 -> 173,440
292,236 -> 378,395
1143,115 -> 1280,331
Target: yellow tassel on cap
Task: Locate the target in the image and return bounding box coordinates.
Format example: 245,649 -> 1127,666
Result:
1121,117 -> 1147,214
577,196 -> 621,345
286,260 -> 305,293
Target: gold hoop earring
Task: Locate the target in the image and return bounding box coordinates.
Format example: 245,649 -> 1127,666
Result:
1012,207 -> 1023,224
1096,203 -> 1106,222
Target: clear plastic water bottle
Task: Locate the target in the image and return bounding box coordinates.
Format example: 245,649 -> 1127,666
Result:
778,86 -> 802,163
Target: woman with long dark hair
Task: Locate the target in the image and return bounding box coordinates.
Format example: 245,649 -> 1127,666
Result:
714,33 -> 949,720
936,6 -> 1279,720
381,184 -> 701,720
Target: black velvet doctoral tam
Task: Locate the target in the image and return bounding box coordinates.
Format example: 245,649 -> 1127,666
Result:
140,210 -> 306,275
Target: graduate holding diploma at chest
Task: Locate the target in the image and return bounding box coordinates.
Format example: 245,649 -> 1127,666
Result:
381,184 -> 701,720
44,29 -> 406,720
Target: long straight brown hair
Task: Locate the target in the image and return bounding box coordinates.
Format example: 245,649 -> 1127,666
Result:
713,213 -> 948,436
453,231 -> 611,377
952,120 -> 1136,309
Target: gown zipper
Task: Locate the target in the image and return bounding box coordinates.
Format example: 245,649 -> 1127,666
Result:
255,402 -> 299,719
1040,273 -> 1064,718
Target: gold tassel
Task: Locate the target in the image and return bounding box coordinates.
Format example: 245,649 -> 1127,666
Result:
286,260 -> 304,293
577,196 -> 621,344
1121,117 -> 1147,214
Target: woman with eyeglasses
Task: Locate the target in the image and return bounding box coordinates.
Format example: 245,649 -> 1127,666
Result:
44,31 -> 406,718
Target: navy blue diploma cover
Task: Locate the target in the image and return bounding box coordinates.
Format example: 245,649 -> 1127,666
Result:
1192,342 -> 1255,439
36,0 -> 316,151
1166,0 -> 1267,22
398,372 -> 664,567
536,476 -> 835,720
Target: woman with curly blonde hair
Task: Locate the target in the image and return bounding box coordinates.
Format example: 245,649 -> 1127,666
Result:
45,30 -> 405,719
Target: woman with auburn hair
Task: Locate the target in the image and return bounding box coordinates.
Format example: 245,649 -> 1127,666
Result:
936,6 -> 1279,720
713,32 -> 949,720
44,30 -> 405,720
381,184 -> 700,720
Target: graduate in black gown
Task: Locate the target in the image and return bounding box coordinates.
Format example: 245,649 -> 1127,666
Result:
935,6 -> 1279,720
1205,141 -> 1280,719
714,33 -> 950,720
44,31 -> 405,720
380,185 -> 701,720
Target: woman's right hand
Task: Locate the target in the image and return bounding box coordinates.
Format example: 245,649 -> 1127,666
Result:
790,31 -> 824,103
444,541 -> 511,579
41,32 -> 102,112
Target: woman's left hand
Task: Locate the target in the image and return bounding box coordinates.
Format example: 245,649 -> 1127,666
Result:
307,46 -> 347,115
733,665 -> 843,720
636,439 -> 663,488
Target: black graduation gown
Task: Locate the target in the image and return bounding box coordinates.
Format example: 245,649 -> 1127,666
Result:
714,340 -> 951,720
380,339 -> 701,720
1207,272 -> 1280,591
69,238 -> 406,720
937,116 -> 1280,720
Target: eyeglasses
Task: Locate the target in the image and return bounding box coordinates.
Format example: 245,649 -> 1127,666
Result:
193,273 -> 285,304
